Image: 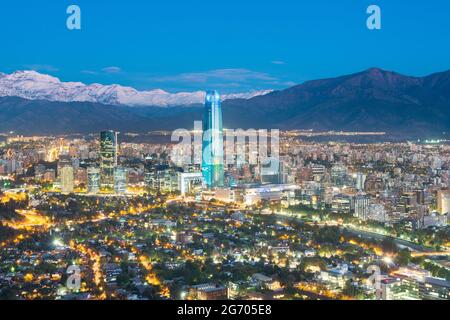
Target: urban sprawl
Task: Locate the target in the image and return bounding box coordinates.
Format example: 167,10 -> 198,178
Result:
0,92 -> 449,300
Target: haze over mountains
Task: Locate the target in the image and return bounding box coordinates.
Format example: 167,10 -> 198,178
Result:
0,68 -> 449,137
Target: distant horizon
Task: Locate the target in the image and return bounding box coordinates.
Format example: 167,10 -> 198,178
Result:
2,66 -> 450,95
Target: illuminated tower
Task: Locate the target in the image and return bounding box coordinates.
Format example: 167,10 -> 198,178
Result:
100,130 -> 118,191
202,91 -> 224,188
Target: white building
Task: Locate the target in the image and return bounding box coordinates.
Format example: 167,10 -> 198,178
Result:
368,203 -> 387,222
60,166 -> 74,193
422,213 -> 448,228
353,193 -> 370,221
437,190 -> 450,214
178,172 -> 203,195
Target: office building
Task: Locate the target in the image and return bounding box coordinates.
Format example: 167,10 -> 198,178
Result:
437,190 -> 450,214
100,130 -> 118,191
260,158 -> 281,185
87,167 -> 100,194
60,166 -> 74,193
114,167 -> 127,194
178,172 -> 203,195
354,193 -> 370,221
356,172 -> 366,191
202,91 -> 224,188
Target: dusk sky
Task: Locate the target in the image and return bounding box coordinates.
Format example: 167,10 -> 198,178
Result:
1,0 -> 449,92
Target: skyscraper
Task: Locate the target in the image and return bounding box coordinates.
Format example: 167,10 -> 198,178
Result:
202,91 -> 224,188
100,130 -> 118,191
354,193 -> 370,221
114,167 -> 127,194
437,190 -> 450,214
356,172 -> 366,191
331,164 -> 347,187
60,165 -> 74,194
57,155 -> 72,179
87,167 -> 100,194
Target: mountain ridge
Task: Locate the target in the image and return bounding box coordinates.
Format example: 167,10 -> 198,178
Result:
0,70 -> 272,107
0,68 -> 449,137
217,68 -> 450,136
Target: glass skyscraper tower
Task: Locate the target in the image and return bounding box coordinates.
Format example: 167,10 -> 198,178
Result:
202,91 -> 224,188
100,130 -> 118,191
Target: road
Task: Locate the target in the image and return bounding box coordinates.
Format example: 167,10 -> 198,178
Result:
274,212 -> 436,253
340,225 -> 432,253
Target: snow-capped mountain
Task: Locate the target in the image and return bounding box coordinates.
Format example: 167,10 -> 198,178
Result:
0,71 -> 272,107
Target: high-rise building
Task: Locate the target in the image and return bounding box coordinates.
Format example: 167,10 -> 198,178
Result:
379,278 -> 405,300
261,158 -> 281,185
368,203 -> 387,222
60,166 -> 74,193
380,268 -> 450,300
311,164 -> 326,180
202,91 -> 224,188
100,130 -> 118,191
331,164 -> 347,187
87,167 -> 100,194
178,172 -> 203,195
145,166 -> 179,192
331,194 -> 352,214
356,172 -> 366,191
437,190 -> 450,214
353,193 -> 370,221
399,192 -> 417,213
415,189 -> 425,205
57,155 -> 72,179
114,167 -> 127,194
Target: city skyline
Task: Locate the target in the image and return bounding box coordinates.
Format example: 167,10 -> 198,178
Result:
0,0 -> 449,305
1,130 -> 449,302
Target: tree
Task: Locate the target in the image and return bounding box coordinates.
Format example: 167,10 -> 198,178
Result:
0,288 -> 18,300
380,238 -> 398,254
313,226 -> 341,244
342,279 -> 364,299
396,249 -> 411,266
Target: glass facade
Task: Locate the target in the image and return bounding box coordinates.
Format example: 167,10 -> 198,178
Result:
114,167 -> 127,194
261,158 -> 281,185
100,130 -> 118,191
202,91 -> 224,188
87,167 -> 100,194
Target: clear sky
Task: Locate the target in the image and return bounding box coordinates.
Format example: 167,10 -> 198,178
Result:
1,0 -> 449,92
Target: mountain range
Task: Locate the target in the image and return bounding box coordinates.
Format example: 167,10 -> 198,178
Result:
0,71 -> 271,107
0,68 -> 449,137
220,68 -> 450,136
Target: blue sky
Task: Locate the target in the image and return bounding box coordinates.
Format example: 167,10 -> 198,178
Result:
0,0 -> 449,92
